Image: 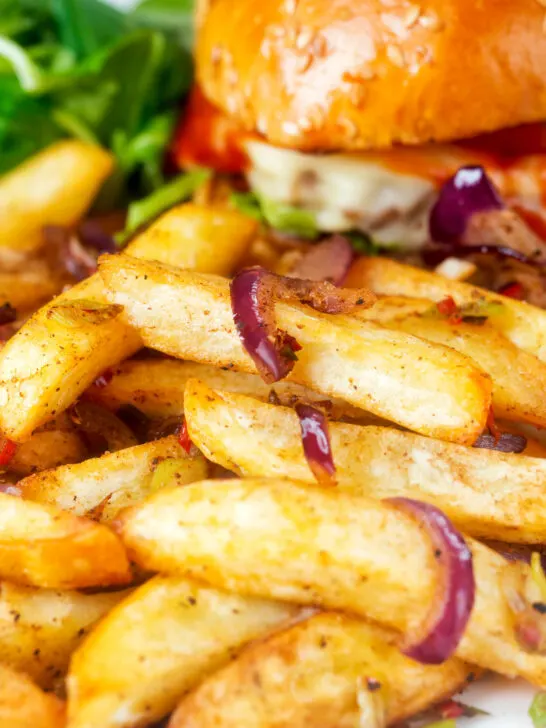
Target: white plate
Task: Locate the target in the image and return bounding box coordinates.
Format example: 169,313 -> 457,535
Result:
456,676 -> 535,726
99,1 -> 539,724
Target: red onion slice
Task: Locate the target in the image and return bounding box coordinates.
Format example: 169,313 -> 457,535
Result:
295,403 -> 336,486
0,303 -> 16,326
386,497 -> 475,664
78,220 -> 117,254
473,433 -> 527,453
430,166 -> 504,243
289,235 -> 354,285
230,266 -> 375,383
231,267 -> 297,383
0,440 -> 17,467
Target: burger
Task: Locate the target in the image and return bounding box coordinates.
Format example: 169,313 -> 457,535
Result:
173,0 -> 546,304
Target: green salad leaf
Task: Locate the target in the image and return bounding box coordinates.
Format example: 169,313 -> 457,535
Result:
0,0 -> 195,210
530,691 -> 546,728
125,167 -> 210,235
230,191 -> 320,239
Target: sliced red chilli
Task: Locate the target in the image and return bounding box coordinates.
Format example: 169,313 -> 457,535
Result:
178,417 -> 192,454
498,281 -> 525,299
0,439 -> 17,467
230,266 -> 375,383
289,235 -> 354,285
386,497 -> 475,665
295,403 -> 336,486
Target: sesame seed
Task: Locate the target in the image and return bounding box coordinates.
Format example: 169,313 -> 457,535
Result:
386,44 -> 405,68
295,27 -> 314,49
403,4 -> 421,28
419,12 -> 444,31
297,51 -> 313,73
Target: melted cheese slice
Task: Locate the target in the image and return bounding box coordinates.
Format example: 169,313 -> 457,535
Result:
245,139 -> 546,250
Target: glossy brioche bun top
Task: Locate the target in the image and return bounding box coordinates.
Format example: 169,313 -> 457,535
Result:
196,0 -> 546,152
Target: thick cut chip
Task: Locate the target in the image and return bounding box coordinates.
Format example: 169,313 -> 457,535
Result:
116,477 -> 546,687
0,581 -> 127,688
0,493 -> 131,588
184,380 -> 546,543
20,436 -> 208,522
169,612 -> 472,728
355,295 -> 546,427
0,204 -> 256,441
0,663 -> 66,728
346,257 -> 546,363
85,359 -> 366,422
0,140 -> 113,258
67,576 -> 297,728
99,256 -> 492,444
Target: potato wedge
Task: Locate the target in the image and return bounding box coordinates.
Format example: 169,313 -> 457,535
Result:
184,380 -> 546,543
67,576 -> 297,728
346,257 -> 546,362
0,581 -> 127,688
127,203 -> 256,274
169,612 -> 472,728
0,663 -> 66,728
0,204 -> 255,442
0,493 -> 131,588
85,359 -> 366,422
355,296 -> 546,427
0,140 -> 113,258
116,477 -> 546,686
20,436 -> 208,522
99,256 -> 492,444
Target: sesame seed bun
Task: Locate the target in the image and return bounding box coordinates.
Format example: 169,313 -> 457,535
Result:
196,0 -> 546,151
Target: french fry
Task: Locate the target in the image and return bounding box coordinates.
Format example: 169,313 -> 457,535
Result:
10,426 -> 88,477
0,275 -> 140,442
127,203 -> 256,274
0,581 -> 127,688
0,262 -> 61,311
169,612 -> 472,728
99,256 -> 492,444
115,477 -> 546,686
184,380 -> 546,543
20,436 -> 208,522
0,493 -> 131,588
0,663 -> 66,728
0,204 -> 256,441
67,576 -> 298,728
85,359 -> 366,422
346,257 -> 546,363
355,296 -> 546,427
0,140 -> 113,258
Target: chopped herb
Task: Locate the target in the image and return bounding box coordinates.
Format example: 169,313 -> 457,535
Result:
280,345 -> 299,362
345,231 -> 381,256
530,691 -> 546,728
461,315 -> 488,326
